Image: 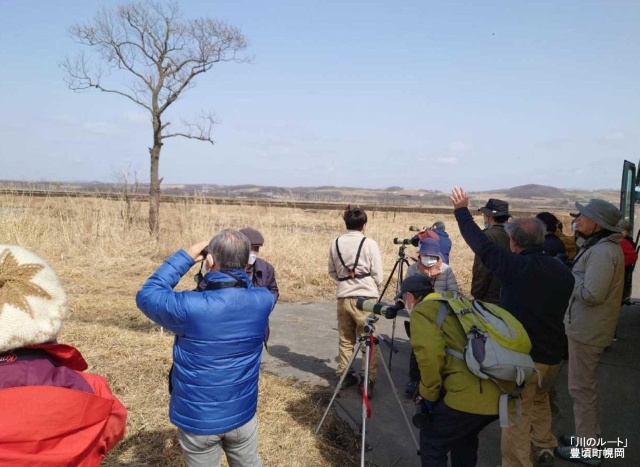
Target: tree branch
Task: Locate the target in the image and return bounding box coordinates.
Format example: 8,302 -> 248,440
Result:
161,111 -> 217,144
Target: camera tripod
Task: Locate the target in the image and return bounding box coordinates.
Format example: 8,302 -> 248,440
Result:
315,314 -> 419,467
378,244 -> 414,369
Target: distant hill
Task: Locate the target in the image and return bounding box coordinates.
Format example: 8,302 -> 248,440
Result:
502,184 -> 565,199
0,179 -> 619,212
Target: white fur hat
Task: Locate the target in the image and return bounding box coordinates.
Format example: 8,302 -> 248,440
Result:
0,245 -> 68,353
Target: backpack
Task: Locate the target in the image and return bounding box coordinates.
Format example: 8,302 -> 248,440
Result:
426,292 -> 541,428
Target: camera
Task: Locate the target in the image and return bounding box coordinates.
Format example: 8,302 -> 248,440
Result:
412,398 -> 431,429
393,236 -> 419,247
356,298 -> 405,319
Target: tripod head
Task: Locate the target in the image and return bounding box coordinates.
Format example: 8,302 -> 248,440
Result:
362,313 -> 379,334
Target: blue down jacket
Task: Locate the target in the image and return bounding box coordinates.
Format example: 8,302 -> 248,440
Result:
136,250 -> 275,435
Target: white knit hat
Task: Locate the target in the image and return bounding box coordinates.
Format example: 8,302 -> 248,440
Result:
0,245 -> 68,353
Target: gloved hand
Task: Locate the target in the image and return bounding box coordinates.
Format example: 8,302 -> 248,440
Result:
412,397 -> 436,429
420,398 -> 435,413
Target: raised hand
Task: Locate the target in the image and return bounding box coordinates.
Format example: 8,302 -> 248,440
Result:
450,187 -> 470,209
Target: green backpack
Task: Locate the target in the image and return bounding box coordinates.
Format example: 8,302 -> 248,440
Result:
426,292 -> 540,427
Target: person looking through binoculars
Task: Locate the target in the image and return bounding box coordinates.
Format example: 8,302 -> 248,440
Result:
328,206 -> 383,398
404,238 -> 460,397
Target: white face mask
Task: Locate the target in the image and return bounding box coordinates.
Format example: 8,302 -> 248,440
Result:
420,256 -> 438,268
403,294 -> 414,313
248,251 -> 258,265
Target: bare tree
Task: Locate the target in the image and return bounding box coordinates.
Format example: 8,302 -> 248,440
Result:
61,1 -> 248,235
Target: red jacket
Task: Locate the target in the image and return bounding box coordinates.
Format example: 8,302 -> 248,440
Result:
620,237 -> 638,267
0,344 -> 127,466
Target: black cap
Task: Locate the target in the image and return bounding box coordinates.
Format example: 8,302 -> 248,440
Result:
536,212 -> 559,233
478,198 -> 511,217
398,275 -> 434,298
240,227 -> 264,246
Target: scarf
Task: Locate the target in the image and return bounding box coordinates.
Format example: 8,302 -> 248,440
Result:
419,257 -> 443,278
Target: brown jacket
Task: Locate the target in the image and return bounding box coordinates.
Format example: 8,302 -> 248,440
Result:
557,229 -> 577,259
471,224 -> 510,304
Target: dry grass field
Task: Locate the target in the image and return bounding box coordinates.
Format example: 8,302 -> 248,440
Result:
0,192 -> 574,466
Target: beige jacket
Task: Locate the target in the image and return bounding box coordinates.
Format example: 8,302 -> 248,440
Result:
328,231 -> 382,299
564,234 -> 624,347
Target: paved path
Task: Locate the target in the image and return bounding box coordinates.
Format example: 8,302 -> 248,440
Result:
262,302 -> 640,467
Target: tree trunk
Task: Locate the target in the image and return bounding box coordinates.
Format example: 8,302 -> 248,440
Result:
148,139 -> 162,236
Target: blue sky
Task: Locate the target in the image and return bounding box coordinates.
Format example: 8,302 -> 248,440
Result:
1,1 -> 638,191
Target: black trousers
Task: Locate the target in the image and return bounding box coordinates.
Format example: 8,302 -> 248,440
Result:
409,350 -> 421,382
420,401 -> 497,467
405,321 -> 421,382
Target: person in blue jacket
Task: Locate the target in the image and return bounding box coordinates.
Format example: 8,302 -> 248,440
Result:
136,229 -> 275,467
430,220 -> 452,264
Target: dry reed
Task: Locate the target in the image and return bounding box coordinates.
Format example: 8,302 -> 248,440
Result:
0,192 -> 563,466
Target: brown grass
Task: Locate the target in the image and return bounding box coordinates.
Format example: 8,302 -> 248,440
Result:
0,192 -> 567,466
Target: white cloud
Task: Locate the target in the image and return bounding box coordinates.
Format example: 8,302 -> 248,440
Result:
52,114 -> 77,125
81,121 -> 118,135
434,156 -> 459,165
603,131 -> 625,141
121,110 -> 150,126
449,141 -> 471,153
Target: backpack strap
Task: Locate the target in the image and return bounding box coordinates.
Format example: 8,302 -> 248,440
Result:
353,237 -> 367,271
499,393 -> 520,428
436,302 -> 448,328
335,237 -> 348,270
435,302 -> 465,359
336,236 -> 371,281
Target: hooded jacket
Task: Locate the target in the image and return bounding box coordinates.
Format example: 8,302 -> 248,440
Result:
565,234 -> 624,347
431,228 -> 452,264
0,344 -> 127,466
136,250 -> 275,435
410,293 -> 504,415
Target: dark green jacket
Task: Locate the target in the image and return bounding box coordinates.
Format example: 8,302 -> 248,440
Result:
470,224 -> 510,304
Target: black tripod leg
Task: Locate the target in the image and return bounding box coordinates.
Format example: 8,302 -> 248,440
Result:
388,258 -> 410,369
378,258 -> 400,303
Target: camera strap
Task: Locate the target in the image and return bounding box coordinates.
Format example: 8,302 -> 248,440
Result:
568,230 -> 613,270
336,236 -> 371,281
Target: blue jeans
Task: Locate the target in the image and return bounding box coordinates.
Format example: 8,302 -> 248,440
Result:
177,415 -> 262,467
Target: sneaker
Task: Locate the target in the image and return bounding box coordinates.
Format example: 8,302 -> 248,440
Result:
558,434 -> 578,447
360,380 -> 374,399
534,448 -> 555,467
555,445 -> 602,466
405,380 -> 419,398
340,372 -> 359,390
